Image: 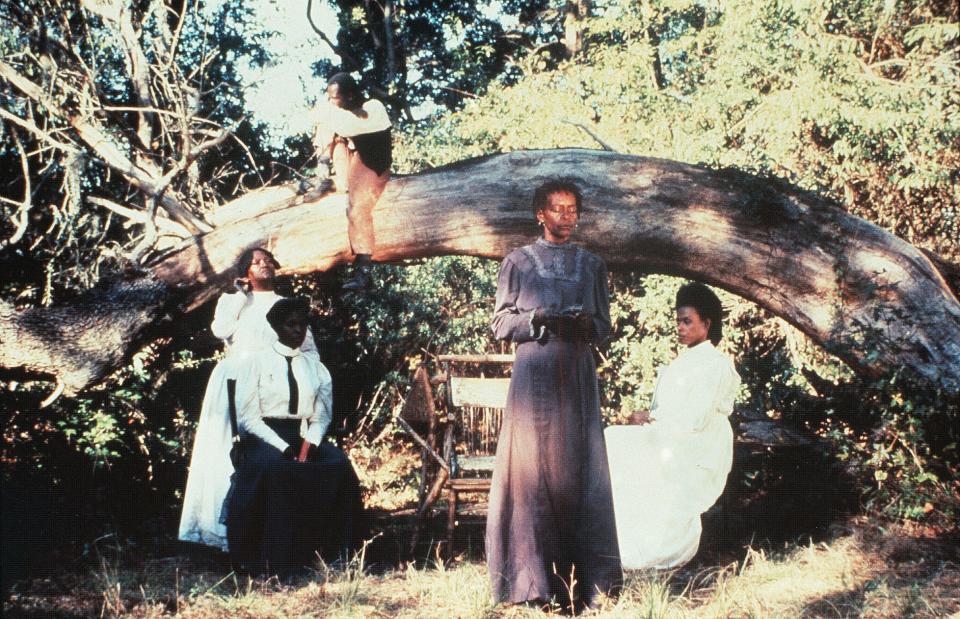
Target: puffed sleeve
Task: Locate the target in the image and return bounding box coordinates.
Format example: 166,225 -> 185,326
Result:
360,99 -> 391,131
236,356 -> 290,453
686,358 -> 729,432
304,360 -> 333,445
210,292 -> 249,340
590,258 -> 612,345
491,254 -> 541,343
315,99 -> 391,138
713,356 -> 740,420
314,126 -> 336,154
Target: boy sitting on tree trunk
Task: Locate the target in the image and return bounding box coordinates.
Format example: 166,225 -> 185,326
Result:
312,72 -> 392,292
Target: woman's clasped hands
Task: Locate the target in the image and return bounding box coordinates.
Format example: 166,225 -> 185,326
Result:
532,306 -> 593,341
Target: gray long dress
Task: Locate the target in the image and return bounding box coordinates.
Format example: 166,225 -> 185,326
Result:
486,238 -> 622,609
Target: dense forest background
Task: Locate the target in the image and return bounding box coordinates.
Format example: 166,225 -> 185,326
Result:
1,0 -> 957,595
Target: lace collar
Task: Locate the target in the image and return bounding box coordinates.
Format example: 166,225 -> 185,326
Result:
535,237 -> 573,249
521,240 -> 585,282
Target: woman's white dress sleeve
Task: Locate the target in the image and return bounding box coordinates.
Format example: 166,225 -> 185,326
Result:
304,359 -> 333,445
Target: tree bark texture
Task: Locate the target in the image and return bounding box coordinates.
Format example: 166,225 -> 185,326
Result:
2,150 -> 958,396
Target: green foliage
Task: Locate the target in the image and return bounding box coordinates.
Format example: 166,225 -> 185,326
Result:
815,377 -> 958,523
0,1 -> 279,301
320,0 -> 559,112
396,0 -> 959,260
2,350 -> 192,479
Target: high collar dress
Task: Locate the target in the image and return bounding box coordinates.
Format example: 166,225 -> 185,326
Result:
486,239 -> 622,609
605,340 -> 740,569
178,290 -> 319,549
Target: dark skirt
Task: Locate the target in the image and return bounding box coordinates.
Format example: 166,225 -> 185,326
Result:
486,338 -> 622,609
224,419 -> 364,575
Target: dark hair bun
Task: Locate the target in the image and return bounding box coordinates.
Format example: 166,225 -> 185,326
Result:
675,282 -> 724,344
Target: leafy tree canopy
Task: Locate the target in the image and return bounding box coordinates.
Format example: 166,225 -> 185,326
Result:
397,0 -> 958,261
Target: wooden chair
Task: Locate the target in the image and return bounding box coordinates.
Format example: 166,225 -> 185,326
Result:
397,353 -> 513,554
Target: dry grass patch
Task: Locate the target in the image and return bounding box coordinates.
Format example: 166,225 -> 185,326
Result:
4,522 -> 957,618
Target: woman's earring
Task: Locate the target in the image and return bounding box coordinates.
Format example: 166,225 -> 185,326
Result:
538,220 -> 544,226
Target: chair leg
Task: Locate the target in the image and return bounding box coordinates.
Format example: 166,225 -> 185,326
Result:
446,487 -> 457,551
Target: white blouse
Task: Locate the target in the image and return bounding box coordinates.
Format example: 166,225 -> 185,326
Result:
650,340 -> 739,433
312,99 -> 391,151
313,99 -> 390,136
236,341 -> 333,452
211,290 -> 319,362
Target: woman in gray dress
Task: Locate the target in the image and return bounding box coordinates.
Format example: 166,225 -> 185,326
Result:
486,179 -> 622,611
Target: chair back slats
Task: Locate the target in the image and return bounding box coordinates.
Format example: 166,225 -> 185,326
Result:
445,358 -> 512,476
457,455 -> 497,472
438,353 -> 515,363
459,406 -> 503,456
404,353 -> 514,554
449,376 -> 510,408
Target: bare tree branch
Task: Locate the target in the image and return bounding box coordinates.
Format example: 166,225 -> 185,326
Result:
383,0 -> 396,85
0,107 -> 77,153
68,117 -> 211,233
2,130 -> 33,246
128,196 -> 159,263
0,62 -> 203,232
563,120 -> 615,151
307,0 -> 362,72
87,196 -> 191,237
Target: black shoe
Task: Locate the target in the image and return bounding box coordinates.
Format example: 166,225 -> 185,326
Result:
299,177 -> 333,201
342,265 -> 373,291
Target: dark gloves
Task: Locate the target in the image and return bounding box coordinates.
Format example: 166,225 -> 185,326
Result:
556,312 -> 594,341
281,440 -> 319,462
533,308 -> 593,341
532,308 -> 560,333
229,434 -> 254,468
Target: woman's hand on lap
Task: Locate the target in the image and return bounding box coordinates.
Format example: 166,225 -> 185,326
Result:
298,440 -> 314,463
627,410 -> 653,425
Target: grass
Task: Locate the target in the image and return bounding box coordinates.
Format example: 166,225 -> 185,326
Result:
3,517 -> 957,618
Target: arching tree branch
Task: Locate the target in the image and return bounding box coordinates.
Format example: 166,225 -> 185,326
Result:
1,150 -> 958,396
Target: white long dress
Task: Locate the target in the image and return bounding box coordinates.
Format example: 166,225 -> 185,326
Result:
177,290 -> 319,549
605,341 -> 740,569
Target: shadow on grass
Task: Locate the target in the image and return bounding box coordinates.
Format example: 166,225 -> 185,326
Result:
0,440 -> 882,619
398,441 -> 859,574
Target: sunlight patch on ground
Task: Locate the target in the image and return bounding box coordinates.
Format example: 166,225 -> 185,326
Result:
4,524 -> 957,618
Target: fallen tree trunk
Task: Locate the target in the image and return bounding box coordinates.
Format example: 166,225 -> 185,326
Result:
2,149 -> 958,395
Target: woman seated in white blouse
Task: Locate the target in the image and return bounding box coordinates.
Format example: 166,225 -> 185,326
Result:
223,297 -> 363,576
605,282 -> 741,570
179,247 -> 321,550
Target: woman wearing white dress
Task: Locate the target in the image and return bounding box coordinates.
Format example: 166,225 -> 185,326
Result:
178,248 -> 319,549
605,282 -> 740,569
